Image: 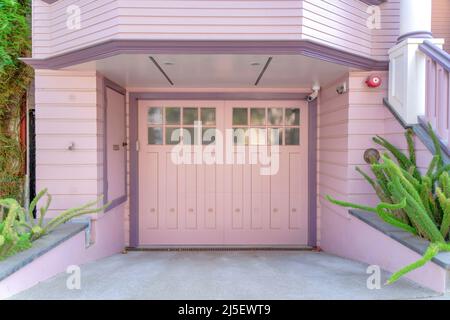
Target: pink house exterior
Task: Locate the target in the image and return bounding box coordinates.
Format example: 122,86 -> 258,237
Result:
3,0 -> 449,297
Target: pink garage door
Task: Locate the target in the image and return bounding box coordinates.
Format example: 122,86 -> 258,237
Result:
138,100 -> 309,246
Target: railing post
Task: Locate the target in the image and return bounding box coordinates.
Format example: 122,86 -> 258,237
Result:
388,0 -> 445,126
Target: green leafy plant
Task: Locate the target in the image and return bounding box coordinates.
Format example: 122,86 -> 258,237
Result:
0,189 -> 109,260
327,124 -> 450,284
0,0 -> 33,203
0,199 -> 31,259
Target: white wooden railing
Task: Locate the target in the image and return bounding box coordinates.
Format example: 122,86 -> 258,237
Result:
420,40 -> 450,148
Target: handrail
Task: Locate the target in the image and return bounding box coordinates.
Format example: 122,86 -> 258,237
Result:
359,0 -> 386,4
419,40 -> 450,149
420,40 -> 450,72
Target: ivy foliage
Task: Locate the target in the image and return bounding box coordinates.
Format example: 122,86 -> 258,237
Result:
0,0 -> 33,203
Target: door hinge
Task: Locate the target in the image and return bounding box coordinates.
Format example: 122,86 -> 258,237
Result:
136,140 -> 140,152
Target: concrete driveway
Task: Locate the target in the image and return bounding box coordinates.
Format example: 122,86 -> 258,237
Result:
10,251 -> 446,300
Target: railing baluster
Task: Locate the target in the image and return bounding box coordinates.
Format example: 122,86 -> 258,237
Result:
427,59 -> 437,126
419,40 -> 450,149
437,66 -> 445,138
445,70 -> 450,149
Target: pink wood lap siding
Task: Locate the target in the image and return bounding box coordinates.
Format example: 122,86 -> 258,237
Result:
35,70 -> 104,215
432,0 -> 450,53
138,100 -> 308,246
32,0 -> 399,61
319,71 -> 433,272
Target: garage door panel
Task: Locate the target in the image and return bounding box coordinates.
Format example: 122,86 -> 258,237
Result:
232,195 -> 244,229
289,152 -> 302,230
250,161 -> 269,230
183,162 -> 198,229
269,152 -> 288,230
231,162 -> 244,229
142,152 -> 159,230
203,163 -> 218,229
251,192 -> 267,230
165,152 -> 179,229
138,100 -> 309,246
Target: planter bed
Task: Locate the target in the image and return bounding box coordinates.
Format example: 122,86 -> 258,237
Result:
0,222 -> 89,282
0,222 -> 89,299
350,209 -> 450,292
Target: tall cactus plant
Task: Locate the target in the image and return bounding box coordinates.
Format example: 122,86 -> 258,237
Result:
0,189 -> 109,260
327,125 -> 450,284
0,199 -> 31,259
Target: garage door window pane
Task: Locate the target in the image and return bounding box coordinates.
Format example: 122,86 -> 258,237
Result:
165,107 -> 180,125
285,128 -> 300,145
202,128 -> 216,145
249,128 -> 267,145
166,127 -> 181,145
250,108 -> 266,125
148,127 -> 163,145
148,107 -> 162,124
233,128 -> 248,145
268,128 -> 283,145
233,108 -> 248,126
268,108 -> 283,125
182,127 -> 197,145
201,108 -> 216,126
183,108 -> 198,125
285,108 -> 300,126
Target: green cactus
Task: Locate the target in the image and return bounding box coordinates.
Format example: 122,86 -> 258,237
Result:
327,124 -> 450,284
18,189 -> 110,241
0,190 -> 110,259
0,200 -> 32,260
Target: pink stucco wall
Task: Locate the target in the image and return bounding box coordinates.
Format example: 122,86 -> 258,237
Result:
318,71 -> 444,292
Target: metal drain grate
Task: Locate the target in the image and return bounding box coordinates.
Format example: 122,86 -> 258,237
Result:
126,246 -> 314,252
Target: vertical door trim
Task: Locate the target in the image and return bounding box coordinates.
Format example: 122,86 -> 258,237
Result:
307,99 -> 318,247
128,92 -> 316,248
103,77 -> 127,212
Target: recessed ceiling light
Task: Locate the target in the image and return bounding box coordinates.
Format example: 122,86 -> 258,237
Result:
251,62 -> 261,66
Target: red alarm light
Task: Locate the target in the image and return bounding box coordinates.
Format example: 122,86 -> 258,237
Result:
366,75 -> 382,88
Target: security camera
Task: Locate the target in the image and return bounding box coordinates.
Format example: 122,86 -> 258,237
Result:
336,82 -> 347,95
307,85 -> 320,102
